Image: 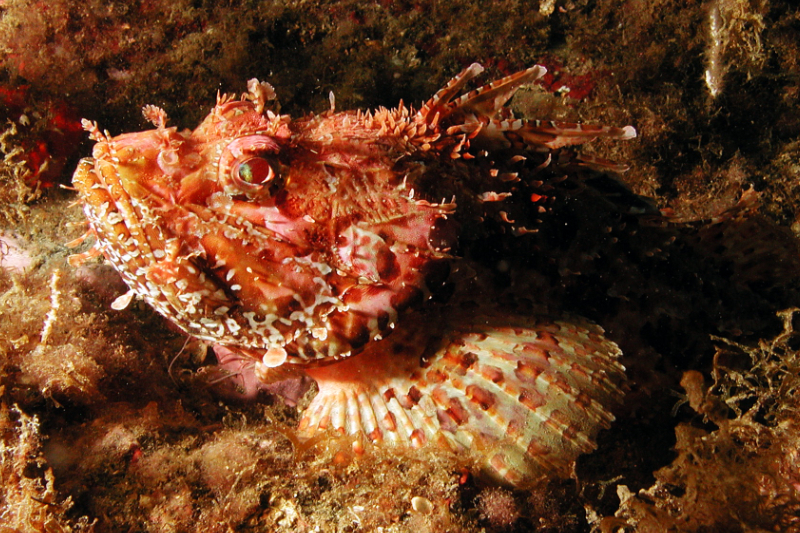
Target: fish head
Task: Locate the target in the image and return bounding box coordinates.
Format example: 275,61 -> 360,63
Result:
72,80 -> 456,365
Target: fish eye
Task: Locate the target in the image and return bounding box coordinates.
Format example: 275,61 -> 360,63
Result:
234,156 -> 275,186
218,135 -> 281,196
227,155 -> 281,196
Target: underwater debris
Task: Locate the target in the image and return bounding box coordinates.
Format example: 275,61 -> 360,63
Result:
0,232 -> 32,272
600,308 -> 800,532
704,0 -> 768,98
0,121 -> 40,223
0,85 -> 84,186
475,487 -> 520,530
0,402 -> 95,531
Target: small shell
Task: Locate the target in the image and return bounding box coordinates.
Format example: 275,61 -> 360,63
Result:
411,496 -> 433,515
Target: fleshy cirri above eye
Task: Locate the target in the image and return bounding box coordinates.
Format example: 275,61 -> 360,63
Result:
234,156 -> 277,187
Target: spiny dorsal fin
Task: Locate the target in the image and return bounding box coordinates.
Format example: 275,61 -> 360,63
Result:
450,65 -> 546,119
419,64 -> 547,125
414,63 -> 637,167
418,63 -> 486,122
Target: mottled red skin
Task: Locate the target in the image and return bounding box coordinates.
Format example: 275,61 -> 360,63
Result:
72,82 -> 458,368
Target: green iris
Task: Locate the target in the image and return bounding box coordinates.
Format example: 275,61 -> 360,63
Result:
239,161 -> 256,183
235,157 -> 274,185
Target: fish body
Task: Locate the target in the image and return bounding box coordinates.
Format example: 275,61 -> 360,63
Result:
72,64 -> 634,484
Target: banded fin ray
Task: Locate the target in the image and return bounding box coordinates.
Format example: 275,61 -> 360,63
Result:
415,62 -> 636,159
299,311 -> 625,485
446,65 -> 547,119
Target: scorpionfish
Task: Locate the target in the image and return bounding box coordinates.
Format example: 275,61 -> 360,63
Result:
72,64 -> 637,485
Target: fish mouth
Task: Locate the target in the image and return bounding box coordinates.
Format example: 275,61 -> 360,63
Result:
71,152 -> 371,363
72,147 -> 171,268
